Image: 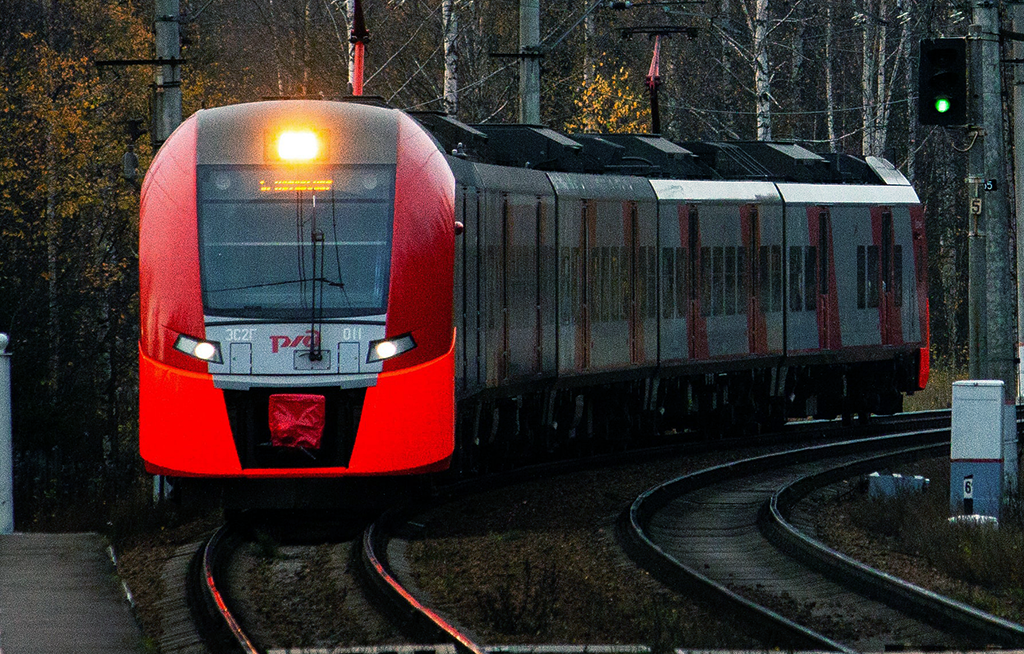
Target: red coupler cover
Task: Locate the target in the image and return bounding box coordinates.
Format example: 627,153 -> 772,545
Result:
268,394 -> 325,449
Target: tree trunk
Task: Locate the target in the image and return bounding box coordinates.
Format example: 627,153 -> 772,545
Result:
753,0 -> 772,140
584,5 -> 596,86
443,0 -> 459,116
826,2 -> 837,151
861,0 -> 879,155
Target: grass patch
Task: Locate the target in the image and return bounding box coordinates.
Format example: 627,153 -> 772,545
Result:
903,354 -> 968,412
844,459 -> 1024,622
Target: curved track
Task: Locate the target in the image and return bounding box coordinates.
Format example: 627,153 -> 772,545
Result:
623,430 -> 1024,652
189,518 -> 485,654
362,513 -> 488,654
190,524 -> 260,653
764,447 -> 1024,648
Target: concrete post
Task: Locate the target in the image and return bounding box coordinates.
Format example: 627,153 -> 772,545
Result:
966,5 -> 1016,396
1013,4 -> 1024,401
0,334 -> 14,534
154,0 -> 182,148
519,0 -> 540,124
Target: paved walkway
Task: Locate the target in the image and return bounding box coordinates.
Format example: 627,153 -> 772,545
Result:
0,533 -> 143,653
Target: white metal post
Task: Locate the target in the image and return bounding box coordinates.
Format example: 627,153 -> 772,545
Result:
0,334 -> 14,533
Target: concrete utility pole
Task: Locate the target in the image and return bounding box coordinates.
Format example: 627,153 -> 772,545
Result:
154,0 -> 182,147
1013,4 -> 1024,400
0,334 -> 13,534
967,4 -> 1016,399
519,0 -> 541,124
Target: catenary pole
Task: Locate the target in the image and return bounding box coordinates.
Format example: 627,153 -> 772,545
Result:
967,4 -> 1016,398
519,0 -> 540,124
154,0 -> 181,148
1013,4 -> 1024,401
152,0 -> 181,500
0,334 -> 13,534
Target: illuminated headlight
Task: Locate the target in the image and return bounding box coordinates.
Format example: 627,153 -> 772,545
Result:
276,130 -> 321,162
173,334 -> 223,364
367,334 -> 416,363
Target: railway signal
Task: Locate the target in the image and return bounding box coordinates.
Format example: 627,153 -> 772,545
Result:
918,37 -> 968,126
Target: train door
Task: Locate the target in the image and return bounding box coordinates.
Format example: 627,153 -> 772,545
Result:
808,207 -> 841,350
874,207 -> 903,346
658,202 -> 688,364
686,204 -> 709,359
743,204 -> 768,354
628,200 -> 658,366
505,193 -> 542,378
579,199 -> 597,370
454,185 -> 482,395
694,203 -> 750,359
557,198 -> 592,374
538,196 -> 558,374
910,204 -> 928,346
481,189 -> 505,386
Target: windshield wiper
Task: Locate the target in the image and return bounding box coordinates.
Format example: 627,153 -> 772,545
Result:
206,278 -> 344,293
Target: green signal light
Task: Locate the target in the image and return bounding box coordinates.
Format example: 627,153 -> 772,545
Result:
935,97 -> 952,114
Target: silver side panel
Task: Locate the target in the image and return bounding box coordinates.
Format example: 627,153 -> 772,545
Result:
778,183 -> 919,206
650,179 -> 782,203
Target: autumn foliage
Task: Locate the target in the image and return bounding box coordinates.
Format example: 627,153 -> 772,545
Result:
564,64 -> 650,134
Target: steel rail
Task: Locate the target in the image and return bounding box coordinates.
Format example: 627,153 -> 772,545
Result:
192,524 -> 262,653
620,430 -> 949,653
763,441 -> 1024,648
362,514 -> 489,654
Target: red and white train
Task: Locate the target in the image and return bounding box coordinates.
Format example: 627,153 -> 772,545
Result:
138,99 -> 928,504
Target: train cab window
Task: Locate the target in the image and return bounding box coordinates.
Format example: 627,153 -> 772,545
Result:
197,164 -> 395,319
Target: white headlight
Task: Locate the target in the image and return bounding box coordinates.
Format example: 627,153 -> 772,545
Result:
173,334 -> 223,364
374,341 -> 398,360
367,333 -> 416,363
193,342 -> 218,361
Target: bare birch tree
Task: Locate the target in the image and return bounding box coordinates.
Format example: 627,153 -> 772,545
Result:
860,0 -> 910,156
713,0 -> 805,141
825,2 -> 838,151
442,0 -> 459,115
750,0 -> 772,139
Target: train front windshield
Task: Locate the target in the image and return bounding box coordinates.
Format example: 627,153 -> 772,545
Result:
197,164 -> 395,320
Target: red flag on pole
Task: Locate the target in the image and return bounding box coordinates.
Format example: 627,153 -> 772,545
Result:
646,34 -> 662,90
350,0 -> 370,96
646,35 -> 663,134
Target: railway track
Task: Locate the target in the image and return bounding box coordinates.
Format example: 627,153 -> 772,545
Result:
622,428 -> 1024,652
165,410 -> 1018,652
187,515 -> 487,654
